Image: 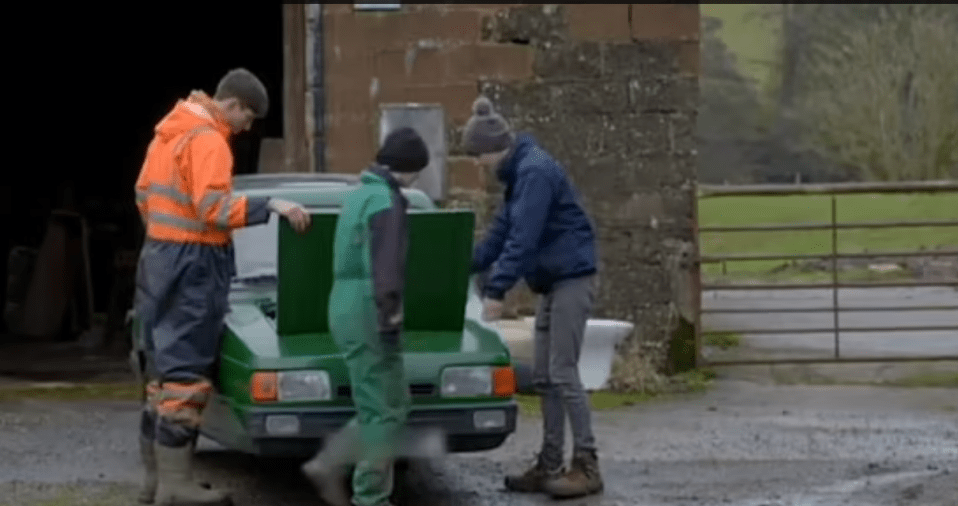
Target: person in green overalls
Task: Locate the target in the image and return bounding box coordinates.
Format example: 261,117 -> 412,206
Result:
301,126 -> 430,506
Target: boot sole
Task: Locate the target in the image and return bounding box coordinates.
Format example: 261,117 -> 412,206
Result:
156,500 -> 231,506
547,484 -> 604,499
503,478 -> 548,493
504,486 -> 545,493
156,495 -> 232,506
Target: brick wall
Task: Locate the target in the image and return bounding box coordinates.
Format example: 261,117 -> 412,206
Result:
322,4 -> 701,389
323,4 -> 528,175
321,3 -> 536,264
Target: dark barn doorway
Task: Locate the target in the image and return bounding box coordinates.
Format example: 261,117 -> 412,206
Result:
1,5 -> 283,363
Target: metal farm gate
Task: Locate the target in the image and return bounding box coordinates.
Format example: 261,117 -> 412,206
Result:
694,180 -> 958,367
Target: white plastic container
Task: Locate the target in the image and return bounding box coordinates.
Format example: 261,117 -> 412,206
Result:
502,316 -> 634,391
578,318 -> 634,390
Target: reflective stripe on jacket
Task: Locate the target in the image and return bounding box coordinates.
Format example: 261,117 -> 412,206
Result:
135,90 -> 263,246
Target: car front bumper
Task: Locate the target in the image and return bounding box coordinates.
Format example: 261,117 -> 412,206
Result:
217,401 -> 518,457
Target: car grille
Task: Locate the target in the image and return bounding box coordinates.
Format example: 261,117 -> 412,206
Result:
409,383 -> 435,396
337,383 -> 435,399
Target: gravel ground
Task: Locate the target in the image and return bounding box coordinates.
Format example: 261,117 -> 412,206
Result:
1,379 -> 956,506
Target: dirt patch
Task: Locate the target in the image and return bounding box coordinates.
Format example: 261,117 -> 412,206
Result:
706,335 -> 958,388
773,251 -> 958,282
0,482 -> 136,506
0,382 -> 140,403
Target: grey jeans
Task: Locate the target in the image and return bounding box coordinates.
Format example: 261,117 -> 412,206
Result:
531,274 -> 597,469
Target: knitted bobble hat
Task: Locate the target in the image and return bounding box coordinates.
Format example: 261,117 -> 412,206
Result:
462,96 -> 513,156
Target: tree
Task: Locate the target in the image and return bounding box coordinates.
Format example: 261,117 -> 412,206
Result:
697,15 -> 765,183
776,4 -> 958,181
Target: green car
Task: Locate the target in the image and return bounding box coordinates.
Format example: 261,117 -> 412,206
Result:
128,172 -> 518,458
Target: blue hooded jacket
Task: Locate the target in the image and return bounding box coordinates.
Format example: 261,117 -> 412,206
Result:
472,133 -> 598,300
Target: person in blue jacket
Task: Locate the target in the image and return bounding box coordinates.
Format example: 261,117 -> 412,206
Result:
461,96 -> 603,499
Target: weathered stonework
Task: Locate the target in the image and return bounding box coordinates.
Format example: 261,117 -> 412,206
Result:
323,4 -> 702,390
476,4 -> 701,390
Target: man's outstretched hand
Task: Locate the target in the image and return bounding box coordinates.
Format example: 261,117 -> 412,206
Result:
268,198 -> 311,234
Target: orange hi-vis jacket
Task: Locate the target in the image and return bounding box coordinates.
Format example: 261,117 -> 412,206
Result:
135,91 -> 261,246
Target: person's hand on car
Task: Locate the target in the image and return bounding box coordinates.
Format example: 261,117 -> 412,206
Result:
268,198 -> 311,233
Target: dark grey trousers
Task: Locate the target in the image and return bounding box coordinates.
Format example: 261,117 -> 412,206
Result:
531,274 -> 597,469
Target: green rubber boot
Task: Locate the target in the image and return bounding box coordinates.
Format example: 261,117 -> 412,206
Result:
138,435 -> 158,504
154,442 -> 231,506
302,422 -> 358,506
301,456 -> 351,506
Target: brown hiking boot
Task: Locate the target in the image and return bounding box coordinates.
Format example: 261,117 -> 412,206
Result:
504,454 -> 561,493
543,449 -> 603,499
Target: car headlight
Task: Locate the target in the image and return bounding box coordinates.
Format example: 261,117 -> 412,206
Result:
441,366 -> 516,398
251,370 -> 332,402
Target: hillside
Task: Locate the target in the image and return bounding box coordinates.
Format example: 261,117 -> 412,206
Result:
700,4 -> 782,100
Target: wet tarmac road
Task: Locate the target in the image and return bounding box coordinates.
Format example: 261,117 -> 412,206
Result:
701,287 -> 958,359
2,379 -> 956,506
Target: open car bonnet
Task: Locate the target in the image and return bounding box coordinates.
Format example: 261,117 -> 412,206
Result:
229,208 -> 483,355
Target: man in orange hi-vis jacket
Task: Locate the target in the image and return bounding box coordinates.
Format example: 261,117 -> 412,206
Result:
133,68 -> 311,506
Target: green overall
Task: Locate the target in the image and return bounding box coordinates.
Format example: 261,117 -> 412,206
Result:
327,169 -> 412,506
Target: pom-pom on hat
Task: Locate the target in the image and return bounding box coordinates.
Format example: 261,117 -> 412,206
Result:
461,96 -> 514,156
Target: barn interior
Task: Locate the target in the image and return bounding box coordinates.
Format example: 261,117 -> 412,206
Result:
0,5 -> 284,380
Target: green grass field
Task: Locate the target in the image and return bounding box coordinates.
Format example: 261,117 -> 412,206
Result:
698,6 -> 957,282
701,4 -> 782,96
698,193 -> 958,281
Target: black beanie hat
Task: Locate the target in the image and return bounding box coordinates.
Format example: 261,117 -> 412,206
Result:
376,127 -> 430,173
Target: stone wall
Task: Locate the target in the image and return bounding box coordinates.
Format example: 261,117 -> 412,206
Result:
476,5 -> 701,388
322,4 -> 528,175
322,4 -> 702,389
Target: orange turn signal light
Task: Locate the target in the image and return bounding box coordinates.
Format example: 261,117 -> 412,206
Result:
493,366 -> 516,397
251,372 -> 278,402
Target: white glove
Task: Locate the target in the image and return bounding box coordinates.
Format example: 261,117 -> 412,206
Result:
267,198 -> 310,233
